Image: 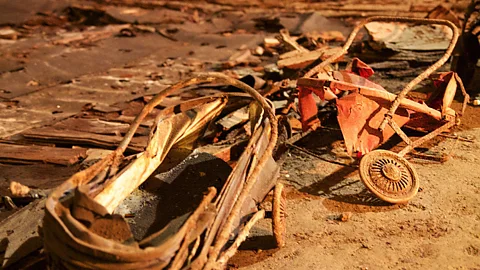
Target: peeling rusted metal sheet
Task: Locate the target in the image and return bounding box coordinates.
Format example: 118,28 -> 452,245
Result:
41,73 -> 279,269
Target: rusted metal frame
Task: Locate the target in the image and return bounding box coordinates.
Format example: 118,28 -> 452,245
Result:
43,188 -> 217,268
387,118 -> 412,151
137,73 -> 279,206
154,76 -> 274,268
187,237 -> 201,264
398,120 -> 456,157
374,19 -> 459,131
45,73 -> 277,267
190,125 -> 270,269
215,209 -> 266,266
205,121 -> 278,269
107,72 -> 277,174
298,78 -> 444,121
453,73 -> 470,116
203,125 -> 277,266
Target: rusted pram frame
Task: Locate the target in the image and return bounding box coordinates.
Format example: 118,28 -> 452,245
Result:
297,17 -> 469,203
44,72 -> 283,269
301,16 -> 469,158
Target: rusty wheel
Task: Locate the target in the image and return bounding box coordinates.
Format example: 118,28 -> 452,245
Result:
359,150 -> 419,204
272,183 -> 286,247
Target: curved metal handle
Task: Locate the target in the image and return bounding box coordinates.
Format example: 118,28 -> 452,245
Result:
303,16 -> 460,131
377,19 -> 459,131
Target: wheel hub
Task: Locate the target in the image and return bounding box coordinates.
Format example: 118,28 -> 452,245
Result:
381,163 -> 402,182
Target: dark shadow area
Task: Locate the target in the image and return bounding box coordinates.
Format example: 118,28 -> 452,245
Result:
296,125 -> 343,155
3,236 -> 43,270
228,236 -> 280,268
4,248 -> 46,270
293,126 -> 360,196
299,166 -> 357,196
129,152 -> 232,241
238,235 -> 277,251
0,237 -> 7,266
323,192 -> 406,213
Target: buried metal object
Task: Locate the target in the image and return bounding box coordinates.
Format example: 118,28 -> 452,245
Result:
43,73 -> 284,269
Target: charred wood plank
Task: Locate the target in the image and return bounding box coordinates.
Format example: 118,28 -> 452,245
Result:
0,143 -> 87,166
22,127 -> 148,153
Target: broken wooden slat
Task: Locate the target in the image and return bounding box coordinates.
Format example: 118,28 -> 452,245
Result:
52,24 -> 129,45
22,127 -> 148,152
277,47 -> 343,69
53,118 -> 149,136
0,143 -> 87,166
224,50 -> 261,68
279,49 -> 311,60
278,29 -> 309,53
278,49 -> 327,69
264,37 -> 280,47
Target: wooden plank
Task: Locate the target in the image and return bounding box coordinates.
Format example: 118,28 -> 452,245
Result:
278,49 -> 327,69
53,118 -> 149,136
0,143 -> 87,166
0,163 -> 78,196
22,126 -> 148,152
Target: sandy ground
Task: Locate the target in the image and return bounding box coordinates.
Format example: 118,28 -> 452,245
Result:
229,121 -> 480,269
